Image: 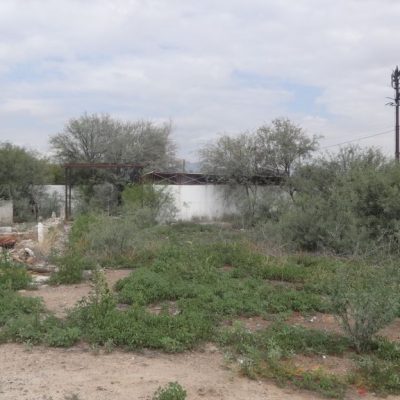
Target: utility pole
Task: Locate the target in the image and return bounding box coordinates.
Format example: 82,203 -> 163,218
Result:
391,66 -> 400,161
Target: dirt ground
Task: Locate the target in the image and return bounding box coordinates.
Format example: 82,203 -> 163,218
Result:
2,343 -> 399,400
6,271 -> 400,400
19,270 -> 133,318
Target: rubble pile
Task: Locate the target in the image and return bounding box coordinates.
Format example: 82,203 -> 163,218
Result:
0,218 -> 68,285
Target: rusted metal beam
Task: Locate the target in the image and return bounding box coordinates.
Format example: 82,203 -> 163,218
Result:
141,172 -> 283,185
63,163 -> 145,169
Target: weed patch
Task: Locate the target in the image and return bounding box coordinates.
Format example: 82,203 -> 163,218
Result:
0,254 -> 31,290
355,356 -> 400,395
152,382 -> 187,400
219,322 -> 350,398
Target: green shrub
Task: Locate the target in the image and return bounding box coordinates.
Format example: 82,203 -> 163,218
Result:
219,322 -> 349,358
371,338 -> 400,362
152,382 -> 187,400
122,184 -> 176,223
0,254 -> 31,290
265,147 -> 400,257
50,253 -> 84,284
291,369 -> 347,399
0,290 -> 43,327
44,324 -> 81,347
218,323 -> 349,398
328,264 -> 400,352
67,213 -> 98,250
68,268 -> 213,352
356,356 -> 400,395
0,300 -> 80,347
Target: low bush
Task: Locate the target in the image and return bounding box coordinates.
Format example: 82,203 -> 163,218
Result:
152,382 -> 187,400
0,290 -> 42,326
1,313 -> 80,347
371,338 -> 400,362
0,290 -> 80,347
328,263 -> 400,352
356,356 -> 400,395
291,369 -> 347,399
116,242 -> 328,318
0,254 -> 31,290
218,322 -> 349,398
50,253 -> 84,284
69,270 -> 213,352
219,322 -> 350,358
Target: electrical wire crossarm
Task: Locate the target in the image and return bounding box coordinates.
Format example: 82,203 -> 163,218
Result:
390,66 -> 400,161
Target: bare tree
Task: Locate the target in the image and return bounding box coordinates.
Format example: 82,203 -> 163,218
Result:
200,133 -> 260,220
199,118 -> 320,223
50,113 -> 178,171
256,118 -> 319,177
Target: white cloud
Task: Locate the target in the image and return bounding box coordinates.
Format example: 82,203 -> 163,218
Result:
0,0 -> 398,158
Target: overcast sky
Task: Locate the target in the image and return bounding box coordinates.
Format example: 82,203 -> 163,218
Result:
0,0 -> 399,160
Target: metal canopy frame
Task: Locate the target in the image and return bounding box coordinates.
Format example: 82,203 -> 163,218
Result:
63,162 -> 145,220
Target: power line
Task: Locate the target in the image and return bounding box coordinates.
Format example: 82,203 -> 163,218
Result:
320,128 -> 393,150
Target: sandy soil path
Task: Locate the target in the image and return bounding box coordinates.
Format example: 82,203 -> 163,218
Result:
0,343 -> 372,400
0,343 -> 308,400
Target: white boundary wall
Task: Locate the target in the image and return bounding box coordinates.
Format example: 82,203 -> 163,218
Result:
0,200 -> 13,225
42,184 -> 283,221
155,184 -> 237,221
156,185 -> 286,221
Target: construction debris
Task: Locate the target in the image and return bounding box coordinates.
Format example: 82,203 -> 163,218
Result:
0,236 -> 17,249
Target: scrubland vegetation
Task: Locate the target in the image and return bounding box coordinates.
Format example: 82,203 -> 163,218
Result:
2,212 -> 400,397
2,117 -> 400,398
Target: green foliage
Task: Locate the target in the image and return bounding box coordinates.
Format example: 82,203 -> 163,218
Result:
0,221 -> 398,398
219,322 -> 350,358
122,184 -> 177,224
68,213 -> 98,248
0,290 -> 42,326
152,382 -> 187,400
219,322 -> 349,398
290,369 -> 347,399
356,356 -> 400,395
328,264 -> 400,352
279,147 -> 400,256
256,118 -> 320,177
371,338 -> 400,362
1,313 -> 80,347
49,213 -> 98,284
62,226 -> 329,352
0,289 -> 79,347
116,242 -> 328,316
51,114 -> 178,214
69,269 -> 213,352
200,118 -> 319,224
0,142 -> 55,221
59,188 -> 175,270
43,324 -> 81,347
0,253 -> 31,290
50,253 -> 84,284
